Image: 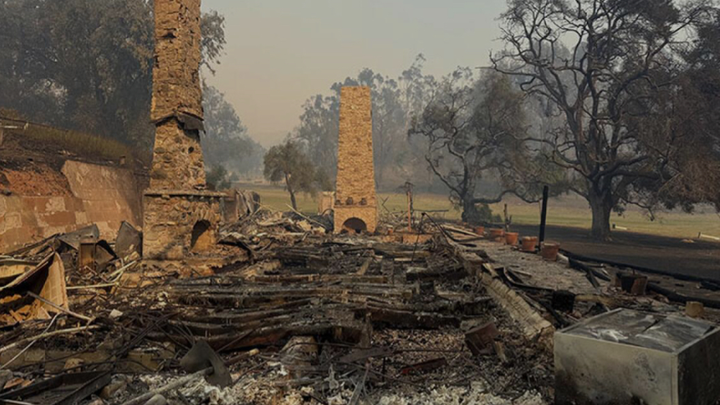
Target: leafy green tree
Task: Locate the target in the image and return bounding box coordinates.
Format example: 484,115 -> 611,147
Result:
0,0 -> 225,148
263,140 -> 330,211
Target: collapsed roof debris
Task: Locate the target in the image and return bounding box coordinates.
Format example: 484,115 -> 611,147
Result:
0,253 -> 67,327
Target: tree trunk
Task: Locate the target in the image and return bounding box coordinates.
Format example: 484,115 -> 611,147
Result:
588,191 -> 612,241
289,191 -> 298,211
461,196 -> 481,225
285,173 -> 298,211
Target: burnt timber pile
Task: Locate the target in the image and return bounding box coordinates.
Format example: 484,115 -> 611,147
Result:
0,218 -> 554,404
5,212 -> 720,404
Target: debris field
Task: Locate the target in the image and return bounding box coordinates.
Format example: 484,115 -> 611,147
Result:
2,0 -> 720,404
3,210 -> 720,404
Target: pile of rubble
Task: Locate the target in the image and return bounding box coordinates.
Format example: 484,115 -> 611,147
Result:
2,209 -> 720,404
0,209 -> 559,404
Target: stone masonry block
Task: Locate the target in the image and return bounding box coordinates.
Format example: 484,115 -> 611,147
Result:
142,192 -> 224,260
151,0 -> 203,121
149,120 -> 206,190
44,197 -> 66,212
5,213 -> 22,230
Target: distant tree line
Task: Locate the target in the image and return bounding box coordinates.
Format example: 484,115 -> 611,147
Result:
202,86 -> 265,178
291,56 -> 564,223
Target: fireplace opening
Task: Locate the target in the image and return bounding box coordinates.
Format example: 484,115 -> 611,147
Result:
190,220 -> 213,253
342,218 -> 367,234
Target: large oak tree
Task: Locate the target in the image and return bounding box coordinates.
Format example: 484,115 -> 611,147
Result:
493,0 -> 712,239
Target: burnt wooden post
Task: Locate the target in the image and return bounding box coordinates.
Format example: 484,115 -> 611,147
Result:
539,185 -> 549,245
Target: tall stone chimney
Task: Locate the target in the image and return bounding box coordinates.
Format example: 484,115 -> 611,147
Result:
149,0 -> 205,189
333,86 -> 378,234
142,0 -> 225,259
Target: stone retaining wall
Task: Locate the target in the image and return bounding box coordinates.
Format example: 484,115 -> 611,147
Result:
1,160 -> 145,253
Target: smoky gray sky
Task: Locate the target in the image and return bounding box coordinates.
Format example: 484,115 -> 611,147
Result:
201,0 -> 508,148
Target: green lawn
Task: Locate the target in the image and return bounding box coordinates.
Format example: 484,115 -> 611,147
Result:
241,183 -> 720,239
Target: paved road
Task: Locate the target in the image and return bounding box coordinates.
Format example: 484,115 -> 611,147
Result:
510,224 -> 720,282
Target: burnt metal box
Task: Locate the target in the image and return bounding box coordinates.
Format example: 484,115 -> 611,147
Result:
555,308 -> 720,405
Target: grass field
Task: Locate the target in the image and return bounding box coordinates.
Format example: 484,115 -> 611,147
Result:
241,183 -> 720,240
5,118 -> 133,162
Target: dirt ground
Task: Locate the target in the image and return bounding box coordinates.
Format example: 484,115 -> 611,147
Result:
512,224 -> 720,282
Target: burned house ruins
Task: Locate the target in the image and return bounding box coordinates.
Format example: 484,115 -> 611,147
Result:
4,1 -> 720,404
